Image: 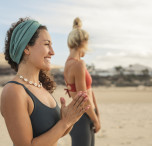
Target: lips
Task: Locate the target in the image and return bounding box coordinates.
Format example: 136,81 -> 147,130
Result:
44,57 -> 51,63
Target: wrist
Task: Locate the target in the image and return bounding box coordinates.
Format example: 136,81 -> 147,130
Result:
59,119 -> 72,130
92,116 -> 98,124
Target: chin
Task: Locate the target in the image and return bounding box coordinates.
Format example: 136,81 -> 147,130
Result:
45,66 -> 51,71
41,65 -> 51,71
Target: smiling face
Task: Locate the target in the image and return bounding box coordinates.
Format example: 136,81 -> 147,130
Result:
25,29 -> 54,71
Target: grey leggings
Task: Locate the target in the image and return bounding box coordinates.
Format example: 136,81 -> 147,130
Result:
70,113 -> 95,146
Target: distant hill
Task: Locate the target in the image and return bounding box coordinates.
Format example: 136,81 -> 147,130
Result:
0,53 -> 152,87
0,53 -> 9,67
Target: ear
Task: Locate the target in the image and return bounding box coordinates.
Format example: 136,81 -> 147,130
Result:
24,46 -> 30,55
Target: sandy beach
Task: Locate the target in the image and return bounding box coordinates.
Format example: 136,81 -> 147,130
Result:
0,86 -> 152,146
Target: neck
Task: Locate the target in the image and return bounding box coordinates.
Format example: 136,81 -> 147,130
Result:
17,61 -> 40,84
69,49 -> 82,60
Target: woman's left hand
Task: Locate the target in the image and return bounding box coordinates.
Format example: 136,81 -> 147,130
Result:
93,118 -> 101,133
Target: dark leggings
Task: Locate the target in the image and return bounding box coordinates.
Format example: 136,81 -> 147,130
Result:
70,113 -> 95,146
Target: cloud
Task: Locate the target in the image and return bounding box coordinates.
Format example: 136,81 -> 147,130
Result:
93,51 -> 152,69
0,0 -> 152,69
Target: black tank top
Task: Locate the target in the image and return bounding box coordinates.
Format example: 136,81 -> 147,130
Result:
6,81 -> 60,138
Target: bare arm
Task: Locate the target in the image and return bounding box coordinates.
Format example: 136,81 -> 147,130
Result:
92,91 -> 100,118
74,61 -> 98,124
1,85 -> 89,146
62,126 -> 73,137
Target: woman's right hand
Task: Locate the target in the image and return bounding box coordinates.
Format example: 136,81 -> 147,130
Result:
60,91 -> 90,128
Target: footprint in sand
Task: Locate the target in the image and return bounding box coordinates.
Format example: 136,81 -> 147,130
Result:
126,141 -> 132,144
98,134 -> 107,138
137,123 -> 144,127
121,141 -> 132,145
97,129 -> 107,138
118,125 -> 124,129
134,136 -> 144,140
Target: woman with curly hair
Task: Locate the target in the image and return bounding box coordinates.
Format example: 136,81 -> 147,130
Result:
0,17 -> 90,146
64,17 -> 101,146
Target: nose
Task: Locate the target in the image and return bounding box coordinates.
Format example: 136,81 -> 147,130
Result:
49,46 -> 55,56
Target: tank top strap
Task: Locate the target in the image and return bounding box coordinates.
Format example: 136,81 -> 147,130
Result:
5,81 -> 37,103
6,81 -> 28,89
51,94 -> 58,104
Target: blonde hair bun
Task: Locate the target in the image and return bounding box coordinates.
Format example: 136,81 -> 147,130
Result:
73,17 -> 82,29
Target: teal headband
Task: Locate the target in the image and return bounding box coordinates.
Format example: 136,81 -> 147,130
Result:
9,20 -> 41,64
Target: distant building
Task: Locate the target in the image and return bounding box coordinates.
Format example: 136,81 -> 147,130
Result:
91,69 -> 116,76
124,64 -> 152,76
90,64 -> 152,77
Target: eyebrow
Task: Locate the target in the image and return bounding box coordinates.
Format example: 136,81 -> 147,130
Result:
43,40 -> 52,44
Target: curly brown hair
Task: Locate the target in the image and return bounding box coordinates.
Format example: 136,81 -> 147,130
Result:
4,17 -> 56,93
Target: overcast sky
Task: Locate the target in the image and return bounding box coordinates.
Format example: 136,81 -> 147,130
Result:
0,0 -> 152,69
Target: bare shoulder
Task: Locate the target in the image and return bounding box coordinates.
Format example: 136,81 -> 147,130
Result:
74,59 -> 86,71
1,83 -> 28,116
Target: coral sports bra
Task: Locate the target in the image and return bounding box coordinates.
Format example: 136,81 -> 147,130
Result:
64,58 -> 92,97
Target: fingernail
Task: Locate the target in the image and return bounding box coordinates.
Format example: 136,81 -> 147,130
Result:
84,97 -> 88,101
86,105 -> 90,110
82,93 -> 87,97
78,91 -> 83,96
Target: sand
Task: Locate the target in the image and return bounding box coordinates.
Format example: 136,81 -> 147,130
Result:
0,86 -> 152,146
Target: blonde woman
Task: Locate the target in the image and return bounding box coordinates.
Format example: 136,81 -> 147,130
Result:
64,17 -> 101,146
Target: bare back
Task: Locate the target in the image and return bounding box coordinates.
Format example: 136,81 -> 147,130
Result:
64,58 -> 95,109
